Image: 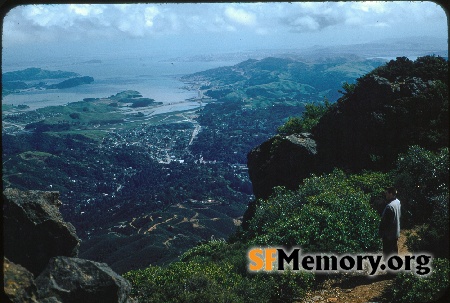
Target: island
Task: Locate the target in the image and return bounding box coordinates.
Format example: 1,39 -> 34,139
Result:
2,67 -> 94,95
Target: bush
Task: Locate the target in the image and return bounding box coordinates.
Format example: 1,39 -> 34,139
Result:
124,241 -> 314,303
348,170 -> 394,215
394,146 -> 449,227
246,170 -> 384,253
277,99 -> 331,135
69,112 -> 81,119
406,192 -> 449,258
386,258 -> 449,303
124,261 -> 243,303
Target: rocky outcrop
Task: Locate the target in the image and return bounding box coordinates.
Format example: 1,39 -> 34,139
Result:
35,257 -> 132,303
313,74 -> 446,173
3,188 -> 80,276
3,188 -> 134,303
3,257 -> 39,303
247,132 -> 317,200
247,67 -> 448,202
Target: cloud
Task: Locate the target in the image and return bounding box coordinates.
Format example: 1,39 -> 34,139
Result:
278,3 -> 347,32
352,1 -> 389,13
224,6 -> 257,26
2,2 -> 447,46
145,6 -> 159,27
289,16 -> 320,31
69,4 -> 98,16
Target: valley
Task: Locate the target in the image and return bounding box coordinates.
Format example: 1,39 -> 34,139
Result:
3,55 -> 389,272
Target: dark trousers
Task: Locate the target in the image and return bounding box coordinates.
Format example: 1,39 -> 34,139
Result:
382,237 -> 398,259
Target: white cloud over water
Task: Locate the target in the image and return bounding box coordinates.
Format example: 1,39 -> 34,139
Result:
2,2 -> 448,46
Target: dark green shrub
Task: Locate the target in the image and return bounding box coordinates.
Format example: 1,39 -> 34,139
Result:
277,117 -> 304,135
348,170 -> 394,215
394,146 -> 449,227
247,170 -> 382,253
124,239 -> 314,303
386,258 -> 449,303
277,99 -> 331,135
124,261 -> 244,303
69,112 -> 81,119
251,270 -> 314,303
406,192 -> 449,258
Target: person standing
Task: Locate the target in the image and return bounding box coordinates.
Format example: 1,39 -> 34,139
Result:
379,187 -> 401,258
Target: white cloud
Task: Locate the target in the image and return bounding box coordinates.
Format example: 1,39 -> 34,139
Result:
354,1 -> 389,13
224,6 -> 257,26
144,6 -> 159,27
69,4 -> 92,16
2,2 -> 447,46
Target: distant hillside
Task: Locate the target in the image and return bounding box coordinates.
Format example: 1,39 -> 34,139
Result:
47,76 -> 94,89
2,68 -> 93,95
2,67 -> 79,81
181,56 -> 386,105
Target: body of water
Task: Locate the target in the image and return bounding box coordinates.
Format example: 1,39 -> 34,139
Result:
2,55 -> 238,111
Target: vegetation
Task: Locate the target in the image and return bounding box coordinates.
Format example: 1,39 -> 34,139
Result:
243,170 -> 389,253
47,76 -> 94,89
308,55 -> 448,175
130,98 -> 156,107
2,67 -> 89,95
182,56 -> 385,105
277,98 -> 332,135
394,146 -> 449,228
124,239 -> 314,303
124,143 -> 448,301
192,101 -> 305,163
3,56 -> 448,301
2,67 -> 79,81
385,258 -> 449,303
124,56 -> 448,301
368,55 -> 448,83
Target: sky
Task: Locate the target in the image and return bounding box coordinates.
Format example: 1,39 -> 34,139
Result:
1,2 -> 448,61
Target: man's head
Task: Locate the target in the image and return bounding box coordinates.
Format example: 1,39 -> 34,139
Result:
385,186 -> 397,202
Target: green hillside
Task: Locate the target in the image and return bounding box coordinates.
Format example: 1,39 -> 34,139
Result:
125,56 -> 449,302
2,67 -> 93,95
2,67 -> 79,81
181,56 -> 386,106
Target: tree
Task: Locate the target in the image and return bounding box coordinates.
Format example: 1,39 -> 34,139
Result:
277,98 -> 331,135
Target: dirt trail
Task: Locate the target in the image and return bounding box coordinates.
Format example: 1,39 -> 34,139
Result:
298,230 -> 413,303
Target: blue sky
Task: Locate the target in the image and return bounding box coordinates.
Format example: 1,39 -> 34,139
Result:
2,2 -> 448,59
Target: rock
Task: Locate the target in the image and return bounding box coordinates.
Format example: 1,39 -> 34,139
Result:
3,188 -> 80,276
247,132 -> 317,200
35,256 -> 133,303
3,257 -> 39,303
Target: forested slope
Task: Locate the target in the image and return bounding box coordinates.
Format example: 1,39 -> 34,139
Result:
125,56 -> 449,303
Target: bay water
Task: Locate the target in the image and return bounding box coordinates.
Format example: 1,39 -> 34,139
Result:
2,54 -> 239,111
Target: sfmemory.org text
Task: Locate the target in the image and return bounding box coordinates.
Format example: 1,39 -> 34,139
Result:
248,247 -> 432,276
